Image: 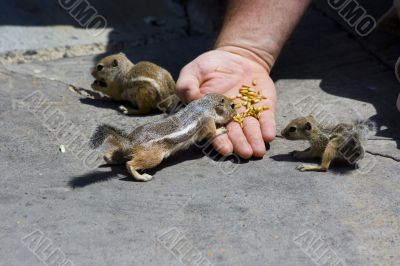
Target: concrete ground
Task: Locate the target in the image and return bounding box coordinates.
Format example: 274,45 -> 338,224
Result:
0,3 -> 399,266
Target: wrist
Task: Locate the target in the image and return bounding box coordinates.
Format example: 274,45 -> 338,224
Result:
215,44 -> 276,73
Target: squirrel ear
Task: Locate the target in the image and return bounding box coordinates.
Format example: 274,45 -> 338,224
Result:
304,122 -> 312,131
119,52 -> 126,56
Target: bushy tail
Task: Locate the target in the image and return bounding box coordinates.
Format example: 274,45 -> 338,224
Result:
354,119 -> 376,142
89,124 -> 130,149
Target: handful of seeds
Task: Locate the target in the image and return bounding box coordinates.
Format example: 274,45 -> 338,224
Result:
230,81 -> 269,128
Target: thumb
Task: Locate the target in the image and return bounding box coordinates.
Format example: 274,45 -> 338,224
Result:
176,64 -> 203,103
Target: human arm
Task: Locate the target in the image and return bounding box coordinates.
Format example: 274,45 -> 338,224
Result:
176,0 -> 311,158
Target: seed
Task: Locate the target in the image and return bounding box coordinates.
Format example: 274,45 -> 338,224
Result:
231,84 -> 269,126
59,145 -> 66,153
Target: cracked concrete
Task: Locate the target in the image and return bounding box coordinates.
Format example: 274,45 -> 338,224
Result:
0,3 -> 399,266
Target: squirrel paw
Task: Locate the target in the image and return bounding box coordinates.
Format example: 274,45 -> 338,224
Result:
118,105 -> 129,115
296,164 -> 326,172
296,164 -> 314,171
103,154 -> 116,165
134,173 -> 153,182
119,105 -> 141,115
216,127 -> 227,136
103,154 -> 123,165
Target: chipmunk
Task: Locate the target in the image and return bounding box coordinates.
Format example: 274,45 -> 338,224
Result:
281,116 -> 375,172
89,93 -> 236,181
91,52 -> 179,115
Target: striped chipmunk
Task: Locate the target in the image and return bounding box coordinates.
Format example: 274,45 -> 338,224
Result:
90,93 -> 236,181
91,53 -> 180,115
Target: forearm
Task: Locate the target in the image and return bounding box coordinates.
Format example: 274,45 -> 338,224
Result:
215,0 -> 311,72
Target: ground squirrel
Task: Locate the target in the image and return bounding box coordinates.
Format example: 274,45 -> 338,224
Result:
281,116 -> 375,172
89,93 -> 236,181
91,52 -> 180,115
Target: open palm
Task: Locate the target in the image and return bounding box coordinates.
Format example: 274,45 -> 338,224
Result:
176,49 -> 276,158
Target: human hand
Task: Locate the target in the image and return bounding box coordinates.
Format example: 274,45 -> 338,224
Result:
176,48 -> 276,159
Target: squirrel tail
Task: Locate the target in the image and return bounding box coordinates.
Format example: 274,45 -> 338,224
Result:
89,124 -> 130,149
354,119 -> 376,142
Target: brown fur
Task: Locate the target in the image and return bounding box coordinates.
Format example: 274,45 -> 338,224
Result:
281,116 -> 368,172
126,144 -> 166,181
90,93 -> 236,181
91,53 -> 179,115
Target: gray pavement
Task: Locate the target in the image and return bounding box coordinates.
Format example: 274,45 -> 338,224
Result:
0,0 -> 186,64
0,5 -> 399,266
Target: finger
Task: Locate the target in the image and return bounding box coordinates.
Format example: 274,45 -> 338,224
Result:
227,122 -> 253,159
243,116 -> 266,157
259,108 -> 276,142
259,84 -> 277,142
176,64 -> 203,103
212,133 -> 233,156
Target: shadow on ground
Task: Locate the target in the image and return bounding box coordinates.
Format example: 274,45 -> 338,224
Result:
68,141 -> 255,188
69,146 -> 205,188
270,153 -> 356,174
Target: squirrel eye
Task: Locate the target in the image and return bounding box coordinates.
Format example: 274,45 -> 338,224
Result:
289,126 -> 296,132
304,122 -> 312,131
220,98 -> 225,103
96,64 -> 104,71
112,59 -> 118,67
230,103 -> 235,109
